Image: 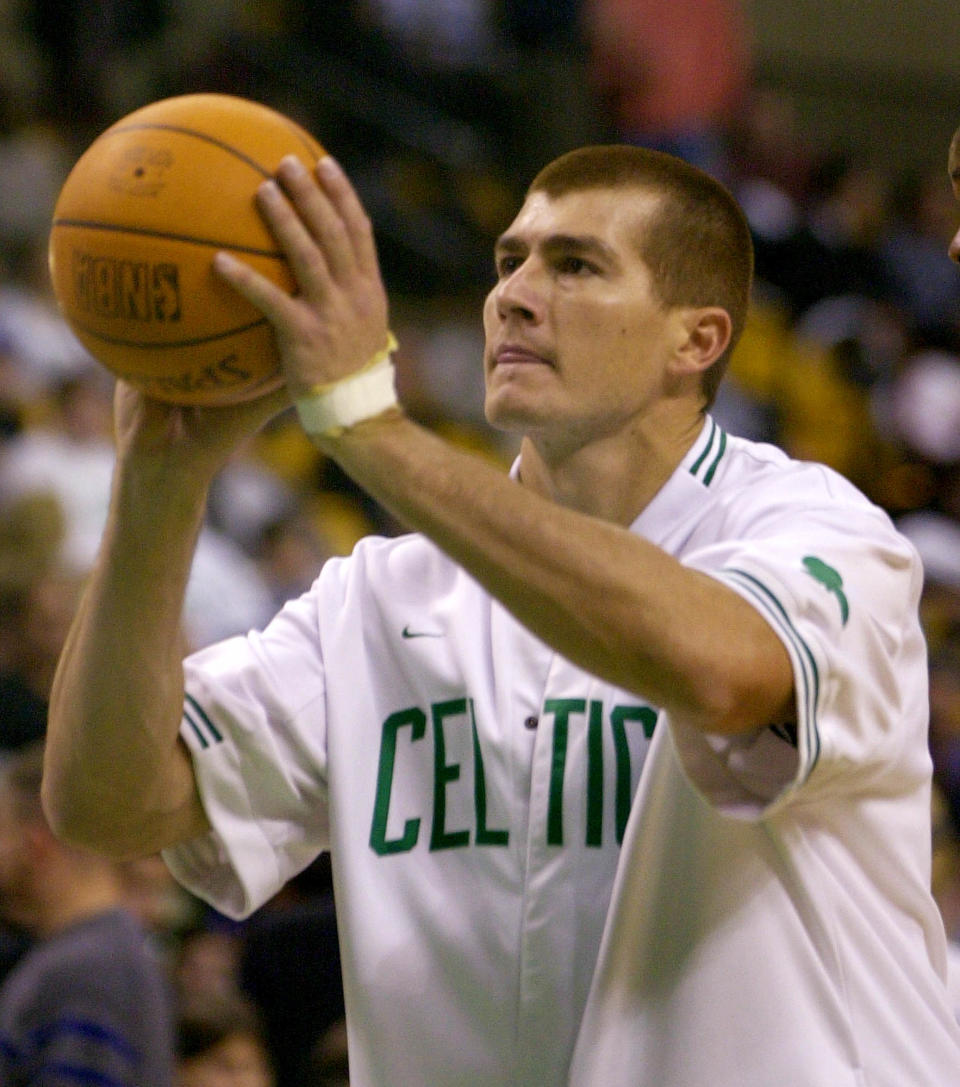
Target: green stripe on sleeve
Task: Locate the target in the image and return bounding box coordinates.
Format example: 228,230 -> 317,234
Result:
183,692 -> 223,748
722,568 -> 821,777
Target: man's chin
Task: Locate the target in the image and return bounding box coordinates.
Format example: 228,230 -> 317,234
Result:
484,391 -> 550,434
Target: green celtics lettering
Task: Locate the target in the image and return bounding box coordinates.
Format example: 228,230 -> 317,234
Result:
370,696 -> 657,856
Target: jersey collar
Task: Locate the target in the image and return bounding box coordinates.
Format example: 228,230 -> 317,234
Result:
628,414 -> 726,547
506,415 -> 728,547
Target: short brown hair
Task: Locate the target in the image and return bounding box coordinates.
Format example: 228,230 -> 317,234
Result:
527,145 -> 754,408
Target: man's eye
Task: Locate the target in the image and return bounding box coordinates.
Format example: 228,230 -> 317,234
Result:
497,256 -> 522,276
558,256 -> 591,275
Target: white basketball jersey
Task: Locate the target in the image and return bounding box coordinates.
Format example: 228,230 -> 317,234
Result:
164,417 -> 960,1086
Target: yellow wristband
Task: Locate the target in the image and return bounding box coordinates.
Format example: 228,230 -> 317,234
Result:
295,333 -> 399,437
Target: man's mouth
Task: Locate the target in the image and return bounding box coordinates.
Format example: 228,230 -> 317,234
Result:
493,344 -> 553,367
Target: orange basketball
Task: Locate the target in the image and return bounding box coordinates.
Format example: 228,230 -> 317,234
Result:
48,93 -> 326,405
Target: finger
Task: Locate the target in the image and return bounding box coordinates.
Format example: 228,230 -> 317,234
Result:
273,157 -> 356,284
314,155 -> 380,278
255,176 -> 334,297
213,249 -> 300,325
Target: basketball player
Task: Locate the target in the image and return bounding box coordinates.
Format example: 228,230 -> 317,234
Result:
43,145 -> 960,1085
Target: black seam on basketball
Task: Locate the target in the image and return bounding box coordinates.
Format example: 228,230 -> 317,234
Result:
278,118 -> 324,160
68,314 -> 272,349
51,218 -> 285,259
103,123 -> 279,178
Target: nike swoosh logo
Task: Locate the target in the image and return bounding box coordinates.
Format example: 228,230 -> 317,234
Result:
402,625 -> 445,639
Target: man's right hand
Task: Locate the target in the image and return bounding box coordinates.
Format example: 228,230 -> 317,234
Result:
112,378 -> 292,486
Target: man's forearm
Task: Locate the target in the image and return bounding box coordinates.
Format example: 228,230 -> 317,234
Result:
43,462 -> 211,857
321,413 -> 794,736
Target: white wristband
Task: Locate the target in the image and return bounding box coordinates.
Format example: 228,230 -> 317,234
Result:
295,336 -> 399,438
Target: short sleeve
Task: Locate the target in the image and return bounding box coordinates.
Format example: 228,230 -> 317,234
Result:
163,588 -> 332,919
667,503 -> 926,818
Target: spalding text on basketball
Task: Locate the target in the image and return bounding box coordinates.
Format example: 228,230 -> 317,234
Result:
114,355 -> 256,396
72,253 -> 181,323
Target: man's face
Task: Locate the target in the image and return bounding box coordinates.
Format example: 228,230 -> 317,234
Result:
948,128 -> 960,263
482,187 -> 687,453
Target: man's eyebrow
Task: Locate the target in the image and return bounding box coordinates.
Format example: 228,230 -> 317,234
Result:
494,232 -> 619,263
494,233 -> 526,256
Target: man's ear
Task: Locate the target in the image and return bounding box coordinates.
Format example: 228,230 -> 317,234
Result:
670,307 -> 732,378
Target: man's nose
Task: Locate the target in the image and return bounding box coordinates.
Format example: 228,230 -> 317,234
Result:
495,263 -> 543,322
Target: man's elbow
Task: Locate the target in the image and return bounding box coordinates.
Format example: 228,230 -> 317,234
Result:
42,776 -> 112,857
687,665 -> 795,737
40,771 -> 162,860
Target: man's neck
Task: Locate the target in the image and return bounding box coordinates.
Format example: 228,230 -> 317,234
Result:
516,404 -> 709,525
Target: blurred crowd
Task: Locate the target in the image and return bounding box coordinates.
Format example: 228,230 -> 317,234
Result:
2,1 -> 960,1083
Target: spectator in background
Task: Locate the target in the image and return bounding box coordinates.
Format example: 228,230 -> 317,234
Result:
881,164 -> 960,347
175,994 -> 275,1087
728,87 -> 822,213
238,859 -> 345,1087
0,489 -> 78,754
252,510 -> 336,612
871,347 -> 960,517
583,0 -> 751,180
0,367 -> 277,651
749,153 -> 895,321
0,741 -> 175,1086
0,234 -> 93,402
0,561 -> 81,753
0,369 -> 116,571
0,493 -> 73,1002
